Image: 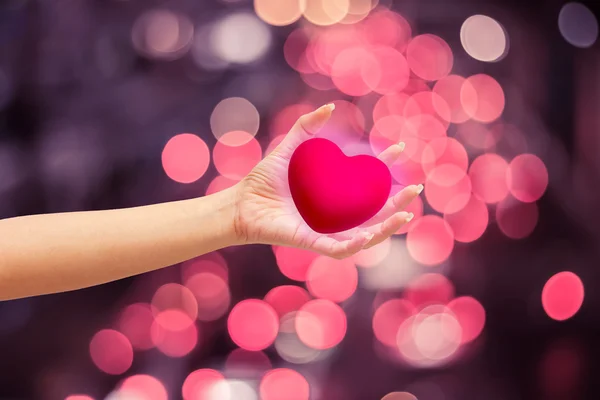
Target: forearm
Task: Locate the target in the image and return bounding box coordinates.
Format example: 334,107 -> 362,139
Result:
0,186 -> 241,300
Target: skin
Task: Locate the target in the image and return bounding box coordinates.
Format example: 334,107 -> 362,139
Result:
0,104 -> 422,300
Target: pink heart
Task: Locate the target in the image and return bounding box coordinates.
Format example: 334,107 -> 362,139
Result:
288,138 -> 391,234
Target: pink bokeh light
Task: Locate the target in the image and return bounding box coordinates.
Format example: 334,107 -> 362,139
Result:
507,154 -> 549,203
151,310 -> 199,357
306,256 -> 358,303
264,285 -> 312,318
296,299 -> 347,350
403,273 -> 455,308
273,245 -> 319,281
461,74 -> 505,123
447,296 -> 486,343
89,329 -> 133,375
372,299 -> 416,347
162,134 -> 210,184
119,375 -> 167,400
444,195 -> 489,243
213,132 -> 262,180
542,272 -> 584,321
182,369 -> 225,400
260,368 -> 310,400
406,34 -> 453,81
496,197 -> 539,239
227,299 -> 279,351
469,153 -> 509,204
118,303 -> 155,351
406,215 -> 455,266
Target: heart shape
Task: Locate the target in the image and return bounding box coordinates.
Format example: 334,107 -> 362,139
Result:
288,138 -> 392,234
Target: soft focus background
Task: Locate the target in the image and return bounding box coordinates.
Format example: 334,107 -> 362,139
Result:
0,0 -> 598,399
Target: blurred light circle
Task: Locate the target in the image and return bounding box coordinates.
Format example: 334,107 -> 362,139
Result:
206,175 -> 238,195
559,3 -> 598,48
182,369 -> 225,400
461,74 -> 505,123
211,98 -> 260,143
255,0 -> 305,26
192,23 -> 229,71
403,273 -> 455,308
303,0 -> 350,26
260,369 -> 310,400
89,329 -> 133,375
119,375 -> 167,400
424,164 -> 472,214
151,310 -> 199,357
306,256 -> 358,303
182,256 -> 229,284
225,349 -> 272,377
162,134 -> 210,184
457,120 -> 499,150
209,379 -> 257,400
228,299 -> 279,351
370,115 -> 407,156
151,283 -> 198,326
373,92 -> 410,124
542,271 -> 584,321
369,46 -> 410,94
433,75 -> 470,123
401,114 -> 448,147
381,392 -> 417,400
395,191 -> 424,235
507,154 -> 549,203
460,15 -> 508,62
331,47 -> 381,96
469,153 -> 509,204
447,296 -> 486,343
296,299 -> 347,349
404,91 -> 451,130
283,29 -> 313,74
361,9 -> 412,50
118,303 -> 155,350
496,197 -> 539,239
131,9 -> 194,60
264,285 -> 311,318
444,196 -> 489,243
411,308 -> 462,361
213,133 -> 262,180
391,157 -> 426,187
65,396 -> 94,400
275,312 -> 324,364
406,216 -> 455,266
406,34 -> 453,81
211,12 -> 271,64
421,137 -> 469,176
270,103 -> 313,138
353,237 -> 392,268
372,299 -> 416,347
186,272 -> 231,321
273,246 -> 319,281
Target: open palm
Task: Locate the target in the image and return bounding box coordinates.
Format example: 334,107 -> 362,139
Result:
233,104 -> 422,259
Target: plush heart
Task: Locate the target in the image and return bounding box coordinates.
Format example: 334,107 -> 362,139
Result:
288,138 -> 392,234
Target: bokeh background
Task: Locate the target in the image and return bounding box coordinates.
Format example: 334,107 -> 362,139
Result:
0,0 -> 599,399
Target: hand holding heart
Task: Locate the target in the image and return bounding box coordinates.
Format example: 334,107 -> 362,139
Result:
232,104 -> 423,259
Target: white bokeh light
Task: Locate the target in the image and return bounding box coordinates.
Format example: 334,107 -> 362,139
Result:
210,12 -> 272,64
460,15 -> 508,62
559,2 -> 599,48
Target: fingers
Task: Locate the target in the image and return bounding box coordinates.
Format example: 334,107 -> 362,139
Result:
277,103 -> 335,152
362,211 -> 414,249
377,142 -> 406,167
363,184 -> 423,226
310,231 -> 373,260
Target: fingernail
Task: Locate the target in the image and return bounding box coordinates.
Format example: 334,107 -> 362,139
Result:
398,142 -> 406,152
406,212 -> 414,222
416,184 -> 424,194
364,233 -> 374,242
321,103 -> 335,112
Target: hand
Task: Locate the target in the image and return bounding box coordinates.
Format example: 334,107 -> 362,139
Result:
232,104 -> 423,259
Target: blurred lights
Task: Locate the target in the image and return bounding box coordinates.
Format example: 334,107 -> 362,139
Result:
259,368 -> 310,400
433,75 -> 470,124
444,196 -> 489,243
151,309 -> 199,357
132,10 -> 194,60
227,299 -> 279,351
213,133 -> 262,180
151,283 -> 198,324
496,197 -> 539,239
381,392 -> 417,400
461,74 -> 506,123
273,245 -> 319,281
118,375 -> 168,400
225,349 -> 272,377
210,98 -> 260,144
460,15 -> 508,62
186,272 -> 231,321
303,0 -> 350,26
542,272 -> 584,321
352,237 -> 392,268
469,153 -> 509,204
210,13 -> 272,64
296,299 -> 347,349
255,0 -> 306,26
447,296 -> 486,343
559,2 -> 599,48
406,216 -> 455,266
403,273 -> 455,308
275,312 -> 325,364
182,369 -> 225,400
264,285 -> 311,318
406,34 -> 453,81
89,329 -> 133,375
373,299 -> 416,347
162,134 -> 210,184
507,154 -> 549,203
306,256 -> 358,302
118,303 -> 155,350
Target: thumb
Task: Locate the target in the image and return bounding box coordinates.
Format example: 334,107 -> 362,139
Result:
276,103 -> 335,154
